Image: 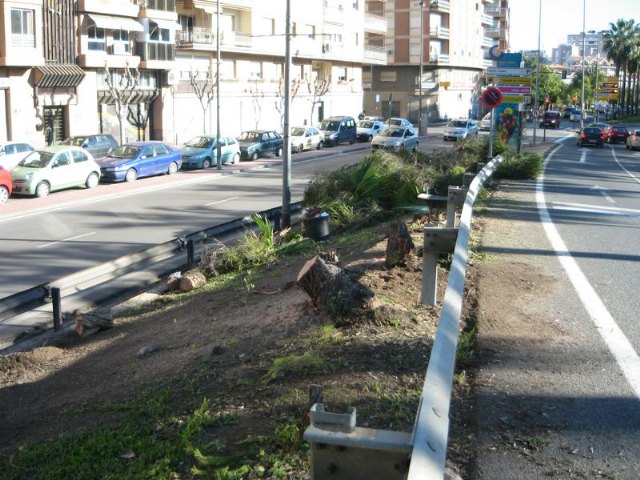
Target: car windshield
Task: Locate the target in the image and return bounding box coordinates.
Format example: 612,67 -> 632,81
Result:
109,145 -> 142,158
291,128 -> 306,136
380,128 -> 403,137
59,137 -> 86,147
19,151 -> 54,168
613,127 -> 628,132
320,120 -> 339,130
185,137 -> 214,149
583,128 -> 601,134
358,121 -> 373,128
450,121 -> 468,128
238,132 -> 261,142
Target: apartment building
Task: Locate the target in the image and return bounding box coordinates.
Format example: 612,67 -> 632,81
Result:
362,0 -> 509,125
0,0 -> 383,148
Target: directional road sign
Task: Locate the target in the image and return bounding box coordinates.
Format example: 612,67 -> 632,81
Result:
497,77 -> 532,85
486,67 -> 532,77
498,86 -> 532,95
500,95 -> 525,103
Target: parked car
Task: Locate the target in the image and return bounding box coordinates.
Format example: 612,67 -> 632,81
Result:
181,135 -> 240,169
576,127 -> 605,148
479,112 -> 492,131
586,122 -> 612,142
626,130 -> 640,150
97,141 -> 182,182
608,125 -> 630,144
386,117 -> 413,127
371,126 -> 419,152
59,134 -> 118,159
11,145 -> 101,197
539,110 -> 561,129
356,119 -> 385,142
563,106 -> 576,119
443,119 -> 478,141
290,126 -> 324,153
0,167 -> 12,204
237,130 -> 283,160
363,115 -> 385,122
569,109 -> 582,122
319,116 -> 357,146
0,141 -> 35,171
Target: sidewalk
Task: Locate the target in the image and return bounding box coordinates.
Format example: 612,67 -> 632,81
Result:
467,143 -> 640,479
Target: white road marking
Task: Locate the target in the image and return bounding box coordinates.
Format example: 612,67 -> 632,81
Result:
551,201 -> 640,216
590,185 -> 614,203
205,196 -> 239,207
538,150 -> 640,401
580,149 -> 587,163
37,232 -> 96,249
610,146 -> 640,184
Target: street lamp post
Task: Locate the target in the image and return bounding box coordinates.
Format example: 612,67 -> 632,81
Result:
533,0 -> 542,145
215,0 -> 222,170
580,0 -> 586,130
418,1 -> 424,136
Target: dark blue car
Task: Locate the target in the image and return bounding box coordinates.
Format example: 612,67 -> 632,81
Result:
98,141 -> 182,182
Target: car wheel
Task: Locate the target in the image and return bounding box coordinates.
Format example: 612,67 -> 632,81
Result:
413,142 -> 418,152
35,181 -> 50,198
251,151 -> 259,161
276,147 -> 283,157
298,144 -> 304,153
168,162 -> 179,175
349,138 -> 354,145
85,172 -> 99,189
367,135 -> 373,142
233,153 -> 240,164
317,141 -> 324,150
202,158 -> 212,169
0,186 -> 9,205
125,168 -> 138,182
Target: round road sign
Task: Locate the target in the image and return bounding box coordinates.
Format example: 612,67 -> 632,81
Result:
531,108 -> 540,118
482,87 -> 503,109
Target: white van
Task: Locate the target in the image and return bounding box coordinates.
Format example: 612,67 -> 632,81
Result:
479,112 -> 492,131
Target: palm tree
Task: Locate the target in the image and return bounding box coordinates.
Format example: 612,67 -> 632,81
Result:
603,19 -> 638,115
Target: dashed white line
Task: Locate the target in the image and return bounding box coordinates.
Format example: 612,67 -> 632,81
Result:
205,196 -> 239,207
37,232 -> 96,249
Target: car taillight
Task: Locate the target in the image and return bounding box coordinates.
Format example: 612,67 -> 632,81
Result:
581,133 -> 586,139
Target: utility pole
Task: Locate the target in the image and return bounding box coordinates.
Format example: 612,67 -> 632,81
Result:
533,0 -> 542,145
215,0 -> 222,169
580,0 -> 586,130
418,1 -> 424,136
281,0 -> 292,227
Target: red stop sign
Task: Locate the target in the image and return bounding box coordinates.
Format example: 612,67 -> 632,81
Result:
482,87 -> 503,109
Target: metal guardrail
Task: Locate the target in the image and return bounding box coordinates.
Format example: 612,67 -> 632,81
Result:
303,157 -> 504,479
0,203 -> 302,340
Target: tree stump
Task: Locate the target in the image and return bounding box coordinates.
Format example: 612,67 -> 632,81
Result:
179,269 -> 206,292
296,255 -> 376,319
385,220 -> 415,267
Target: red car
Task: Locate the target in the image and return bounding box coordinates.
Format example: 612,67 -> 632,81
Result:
0,166 -> 12,204
608,125 -> 630,144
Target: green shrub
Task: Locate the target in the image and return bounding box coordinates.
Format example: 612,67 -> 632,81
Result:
495,151 -> 544,179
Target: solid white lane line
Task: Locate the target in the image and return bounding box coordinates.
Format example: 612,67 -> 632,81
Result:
205,196 -> 239,207
610,146 -> 640,184
37,232 -> 96,249
538,150 -> 640,401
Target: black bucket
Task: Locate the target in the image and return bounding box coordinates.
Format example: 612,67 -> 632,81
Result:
304,214 -> 330,241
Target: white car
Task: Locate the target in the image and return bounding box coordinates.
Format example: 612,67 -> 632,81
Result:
0,141 -> 36,171
443,119 -> 478,141
11,145 -> 101,197
356,119 -> 385,142
386,117 -> 413,128
479,112 -> 492,131
569,110 -> 582,122
290,126 -> 324,153
626,130 -> 640,150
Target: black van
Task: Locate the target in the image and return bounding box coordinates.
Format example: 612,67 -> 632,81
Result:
319,116 -> 357,146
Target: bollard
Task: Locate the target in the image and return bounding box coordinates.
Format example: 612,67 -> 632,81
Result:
52,287 -> 62,331
420,228 -> 458,305
186,239 -> 195,270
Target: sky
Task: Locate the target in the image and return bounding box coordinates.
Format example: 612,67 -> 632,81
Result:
508,0 -> 639,55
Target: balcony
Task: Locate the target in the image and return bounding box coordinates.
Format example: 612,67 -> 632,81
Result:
481,14 -> 493,25
77,0 -> 139,17
429,25 -> 450,39
429,0 -> 450,13
429,53 -> 449,65
364,13 -> 387,34
137,41 -> 175,69
364,45 -> 387,64
485,26 -> 506,39
481,37 -> 495,48
323,4 -> 345,24
176,27 -> 217,50
485,5 -> 507,18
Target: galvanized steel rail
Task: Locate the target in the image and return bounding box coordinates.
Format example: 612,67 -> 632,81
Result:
407,156 -> 503,479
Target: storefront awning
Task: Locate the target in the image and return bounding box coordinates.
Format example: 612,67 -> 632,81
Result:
33,64 -> 85,88
98,89 -> 160,105
88,14 -> 144,32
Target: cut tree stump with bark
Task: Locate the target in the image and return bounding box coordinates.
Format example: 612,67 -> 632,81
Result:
385,220 -> 415,267
296,255 -> 377,320
73,308 -> 114,337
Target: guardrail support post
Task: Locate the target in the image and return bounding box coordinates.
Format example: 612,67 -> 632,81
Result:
52,287 -> 62,331
446,186 -> 467,229
186,239 -> 195,270
420,228 -> 458,306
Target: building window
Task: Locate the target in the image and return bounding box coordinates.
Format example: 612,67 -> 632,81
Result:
113,30 -> 130,54
337,67 -> 347,82
11,8 -> 35,48
380,71 -> 397,82
262,17 -> 275,36
248,61 -> 262,79
149,26 -> 170,43
88,26 -> 106,51
220,60 -> 236,80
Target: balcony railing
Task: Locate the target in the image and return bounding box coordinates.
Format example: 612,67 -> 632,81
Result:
429,0 -> 450,13
485,26 -> 506,38
144,0 -> 176,12
429,26 -> 450,39
429,53 -> 449,64
485,5 -> 507,18
364,45 -> 386,62
364,13 -> 387,34
176,27 -> 216,46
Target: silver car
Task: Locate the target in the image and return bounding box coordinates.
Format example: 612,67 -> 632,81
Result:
626,130 -> 640,150
371,126 -> 419,152
443,119 -> 478,141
